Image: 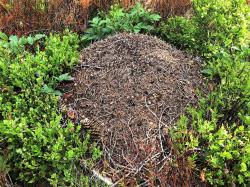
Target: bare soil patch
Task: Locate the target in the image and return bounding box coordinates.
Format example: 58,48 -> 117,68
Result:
59,33 -> 205,186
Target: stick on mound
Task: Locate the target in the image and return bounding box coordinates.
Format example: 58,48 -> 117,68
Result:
60,33 -> 204,184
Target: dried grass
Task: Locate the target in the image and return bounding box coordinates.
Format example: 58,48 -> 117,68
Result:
0,0 -> 249,35
0,0 -> 192,35
0,0 -> 90,35
93,0 -> 191,16
148,0 -> 191,17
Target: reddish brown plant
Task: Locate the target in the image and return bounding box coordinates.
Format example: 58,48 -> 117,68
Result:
0,0 -> 192,35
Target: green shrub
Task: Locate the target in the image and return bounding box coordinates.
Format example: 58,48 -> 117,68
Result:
0,32 -> 46,55
192,0 -> 250,58
171,99 -> 250,185
159,16 -> 198,51
0,31 -> 79,90
0,117 -> 97,186
159,0 -> 250,57
172,66 -> 250,186
159,0 -> 250,185
82,3 -> 161,45
0,31 -> 102,186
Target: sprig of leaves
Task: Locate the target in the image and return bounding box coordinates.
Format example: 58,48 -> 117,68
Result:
81,3 -> 161,45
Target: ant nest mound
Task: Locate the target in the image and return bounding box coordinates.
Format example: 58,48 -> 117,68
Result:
59,33 -> 205,184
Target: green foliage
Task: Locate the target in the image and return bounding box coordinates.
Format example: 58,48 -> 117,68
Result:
0,31 -> 79,90
41,73 -> 74,96
0,117 -> 99,186
159,0 -> 250,58
171,105 -> 250,185
160,0 -> 250,185
0,32 -> 45,54
41,85 -> 62,96
82,3 -> 161,44
192,0 -> 250,58
0,31 -> 102,186
0,155 -> 9,176
45,32 -> 80,73
159,17 -> 198,51
54,73 -> 74,82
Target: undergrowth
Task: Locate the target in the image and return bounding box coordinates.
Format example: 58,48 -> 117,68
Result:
0,4 -> 160,186
1,1 -> 250,186
159,0 -> 250,185
0,31 -> 102,186
0,0 -> 88,35
81,3 -> 161,45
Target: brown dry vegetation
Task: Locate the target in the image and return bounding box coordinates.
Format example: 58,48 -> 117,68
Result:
94,0 -> 191,15
1,0 -> 250,35
0,0 -> 89,35
0,0 -> 191,35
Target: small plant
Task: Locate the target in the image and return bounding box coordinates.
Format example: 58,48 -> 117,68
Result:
0,32 -> 45,54
171,102 -> 250,185
42,73 -> 74,96
0,30 -> 79,90
159,0 -> 250,59
81,3 -> 161,45
159,16 -> 198,51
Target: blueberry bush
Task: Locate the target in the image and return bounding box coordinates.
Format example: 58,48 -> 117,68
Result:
160,0 -> 250,185
0,31 -> 102,186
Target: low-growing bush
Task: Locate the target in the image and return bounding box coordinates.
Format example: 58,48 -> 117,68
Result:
0,31 -> 79,90
159,16 -> 198,51
171,97 -> 250,185
159,0 -> 250,186
0,31 -> 102,186
160,0 -> 250,59
81,3 -> 161,45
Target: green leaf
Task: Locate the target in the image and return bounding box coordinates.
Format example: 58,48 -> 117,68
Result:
27,36 -> 34,45
54,73 -> 74,82
9,35 -> 18,44
220,151 -> 232,159
9,35 -> 19,50
91,17 -> 101,25
66,150 -> 75,159
0,32 -> 8,41
149,14 -> 161,21
34,34 -> 46,41
201,68 -> 213,76
243,116 -> 250,125
238,174 -> 244,184
133,27 -> 141,33
210,156 -> 220,167
41,85 -> 62,96
19,37 -> 28,45
240,163 -> 247,172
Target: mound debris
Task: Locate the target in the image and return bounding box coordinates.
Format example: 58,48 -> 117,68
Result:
59,33 -> 205,185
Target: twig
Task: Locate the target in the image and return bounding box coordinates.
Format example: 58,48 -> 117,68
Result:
92,169 -> 114,186
81,64 -> 102,69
